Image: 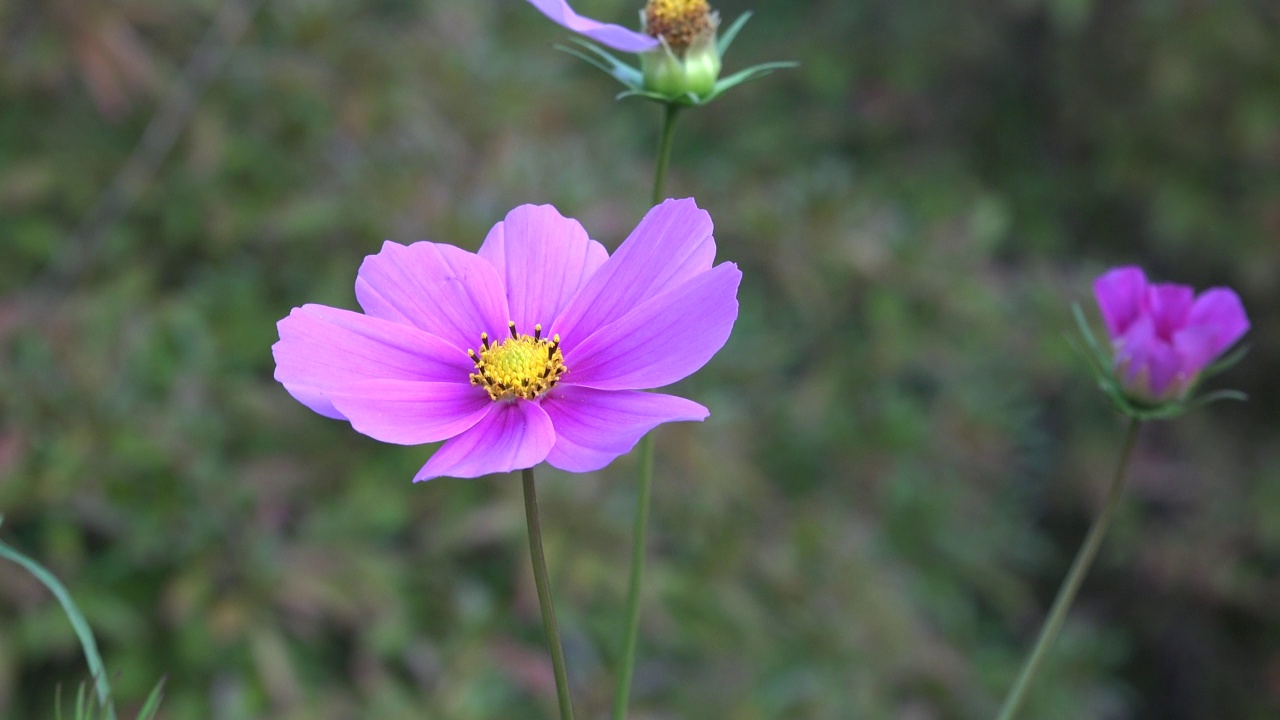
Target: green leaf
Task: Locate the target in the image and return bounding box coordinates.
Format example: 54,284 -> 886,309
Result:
134,677 -> 167,720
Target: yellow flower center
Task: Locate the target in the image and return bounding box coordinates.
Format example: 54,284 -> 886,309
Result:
644,0 -> 714,54
468,322 -> 567,401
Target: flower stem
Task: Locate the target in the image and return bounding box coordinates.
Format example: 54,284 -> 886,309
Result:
522,469 -> 575,720
611,102 -> 681,720
651,103 -> 681,206
0,516 -> 117,720
995,418 -> 1142,720
611,433 -> 654,720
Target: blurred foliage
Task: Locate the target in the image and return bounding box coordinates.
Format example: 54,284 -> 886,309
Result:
2,0 -> 1278,718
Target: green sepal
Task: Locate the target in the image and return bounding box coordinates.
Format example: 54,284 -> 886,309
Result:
700,60 -> 799,103
555,39 -> 644,88
717,12 -> 752,58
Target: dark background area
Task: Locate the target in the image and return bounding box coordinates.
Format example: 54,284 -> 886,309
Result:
1,0 -> 1278,717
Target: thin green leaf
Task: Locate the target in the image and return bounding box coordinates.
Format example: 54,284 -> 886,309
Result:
1187,389 -> 1249,409
134,677 -> 167,720
716,11 -> 752,57
0,538 -> 117,720
1203,343 -> 1249,376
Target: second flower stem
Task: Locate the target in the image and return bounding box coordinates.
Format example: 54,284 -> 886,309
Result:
611,433 -> 654,720
995,417 -> 1142,720
523,468 -> 575,720
651,103 -> 680,206
613,102 -> 682,720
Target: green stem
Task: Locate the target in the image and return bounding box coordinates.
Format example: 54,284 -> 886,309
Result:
522,469 -> 575,720
611,102 -> 680,720
995,418 -> 1142,720
0,517 -> 117,720
611,434 -> 654,720
651,103 -> 680,206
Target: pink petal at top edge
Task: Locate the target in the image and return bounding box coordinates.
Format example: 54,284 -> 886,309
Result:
1093,266 -> 1148,339
525,0 -> 660,53
477,205 -> 609,337
329,379 -> 492,446
274,304 -> 475,419
1145,282 -> 1194,339
355,240 -> 511,353
415,400 -> 556,481
552,198 -> 717,352
562,262 -> 741,391
542,386 -> 708,473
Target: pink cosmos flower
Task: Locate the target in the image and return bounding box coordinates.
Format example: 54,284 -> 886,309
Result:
525,0 -> 659,53
274,199 -> 740,481
1093,266 -> 1249,403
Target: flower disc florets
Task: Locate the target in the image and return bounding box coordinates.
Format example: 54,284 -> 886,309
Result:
469,322 -> 566,401
644,0 -> 715,55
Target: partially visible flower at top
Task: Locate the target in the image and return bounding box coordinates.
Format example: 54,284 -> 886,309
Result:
525,0 -> 796,105
1078,266 -> 1249,417
273,199 -> 741,481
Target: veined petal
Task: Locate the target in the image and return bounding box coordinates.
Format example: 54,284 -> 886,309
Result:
552,198 -> 717,352
274,304 -> 474,419
329,380 -> 491,445
542,386 -> 708,473
415,400 -> 555,481
563,262 -> 740,390
477,205 -> 609,336
355,240 -> 511,352
525,0 -> 660,53
1093,266 -> 1148,339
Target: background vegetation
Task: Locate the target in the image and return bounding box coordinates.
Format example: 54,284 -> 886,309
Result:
2,0 -> 1278,717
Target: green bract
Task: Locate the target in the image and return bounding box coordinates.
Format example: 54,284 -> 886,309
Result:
557,12 -> 798,106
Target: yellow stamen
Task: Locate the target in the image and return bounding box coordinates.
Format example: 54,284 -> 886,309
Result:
469,323 -> 567,401
644,0 -> 715,54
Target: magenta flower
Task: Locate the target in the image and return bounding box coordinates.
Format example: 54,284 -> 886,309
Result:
1093,266 -> 1249,403
274,199 -> 740,481
525,0 -> 659,53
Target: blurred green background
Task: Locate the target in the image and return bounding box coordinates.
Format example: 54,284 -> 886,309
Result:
2,0 -> 1278,717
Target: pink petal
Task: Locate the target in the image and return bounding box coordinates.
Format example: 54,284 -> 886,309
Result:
552,198 -> 718,353
1093,266 -> 1148,338
1145,282 -> 1194,339
541,386 -> 708,473
477,205 -> 609,337
415,400 -> 555,481
274,304 -> 474,419
1117,316 -> 1183,399
525,0 -> 660,53
355,240 -> 511,352
1185,287 -> 1250,360
562,262 -> 741,390
328,380 -> 492,445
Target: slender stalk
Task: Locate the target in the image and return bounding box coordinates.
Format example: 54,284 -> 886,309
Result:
995,418 -> 1142,720
651,103 -> 681,206
0,517 -> 117,720
612,102 -> 681,720
611,434 -> 654,720
522,469 -> 575,720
